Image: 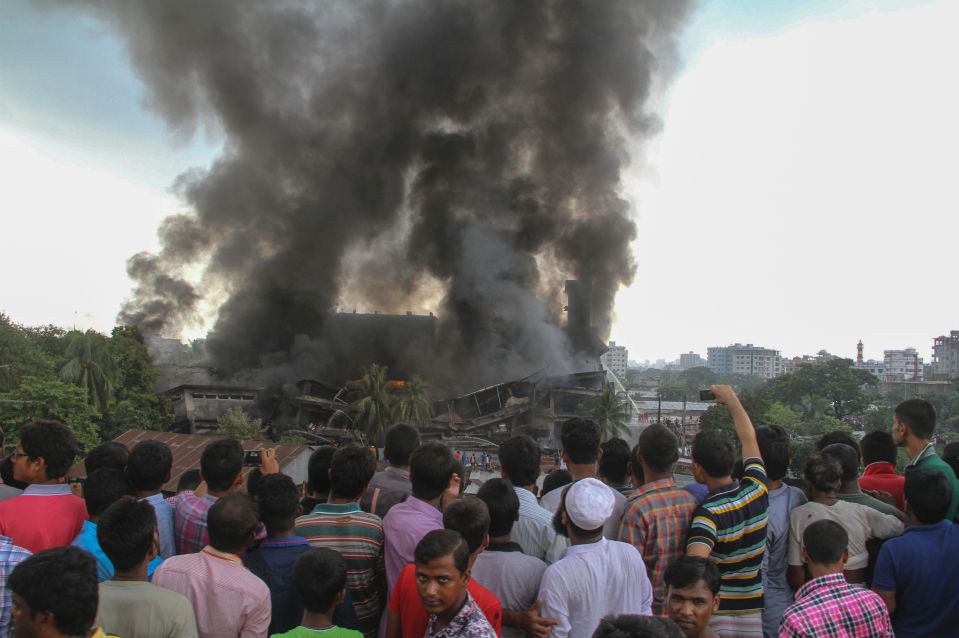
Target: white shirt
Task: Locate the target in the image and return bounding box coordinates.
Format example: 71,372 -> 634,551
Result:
511,487 -> 558,562
539,479 -> 627,540
539,538 -> 653,638
788,499 -> 903,570
471,543 -> 548,638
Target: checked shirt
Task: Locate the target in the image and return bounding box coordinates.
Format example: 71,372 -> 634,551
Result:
779,573 -> 893,637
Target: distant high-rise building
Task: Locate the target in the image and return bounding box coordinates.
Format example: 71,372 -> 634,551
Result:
932,331 -> 959,377
883,348 -> 923,381
707,344 -> 785,379
601,341 -> 628,379
679,352 -> 706,370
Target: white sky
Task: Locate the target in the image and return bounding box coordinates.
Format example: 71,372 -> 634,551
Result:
1,1 -> 956,363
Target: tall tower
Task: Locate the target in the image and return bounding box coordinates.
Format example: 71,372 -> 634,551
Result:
856,340 -> 864,366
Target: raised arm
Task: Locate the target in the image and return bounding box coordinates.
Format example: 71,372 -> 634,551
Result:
711,384 -> 761,461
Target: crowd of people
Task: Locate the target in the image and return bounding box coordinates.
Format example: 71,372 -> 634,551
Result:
0,385 -> 958,638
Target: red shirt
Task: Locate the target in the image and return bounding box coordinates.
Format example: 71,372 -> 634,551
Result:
0,484 -> 87,553
388,562 -> 502,638
860,462 -> 905,511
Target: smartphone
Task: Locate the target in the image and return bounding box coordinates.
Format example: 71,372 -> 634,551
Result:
699,389 -> 716,401
243,450 -> 262,467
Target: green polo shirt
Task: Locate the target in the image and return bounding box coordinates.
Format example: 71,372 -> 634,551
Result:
910,445 -> 959,522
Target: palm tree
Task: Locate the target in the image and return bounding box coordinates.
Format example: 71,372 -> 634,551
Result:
59,329 -> 118,415
591,385 -> 630,441
352,364 -> 397,446
398,375 -> 432,427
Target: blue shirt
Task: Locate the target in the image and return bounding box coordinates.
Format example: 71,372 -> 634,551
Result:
72,520 -> 163,583
873,519 -> 959,638
682,482 -> 709,504
143,492 -> 176,559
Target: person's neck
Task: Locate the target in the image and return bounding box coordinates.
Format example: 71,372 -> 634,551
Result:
415,493 -> 443,509
208,488 -> 233,498
702,475 -> 732,492
566,462 -> 597,481
767,478 -> 784,491
300,609 -> 337,631
489,534 -> 512,545
569,531 -> 602,547
838,480 -> 861,495
435,590 -> 468,630
807,563 -> 844,580
641,466 -> 673,485
268,528 -> 297,539
112,564 -> 150,583
133,488 -> 161,499
907,437 -> 931,461
31,478 -> 59,485
327,495 -> 357,505
812,492 -> 839,505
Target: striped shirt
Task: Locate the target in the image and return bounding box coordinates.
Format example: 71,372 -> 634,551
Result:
617,477 -> 698,616
295,502 -> 385,637
686,457 -> 769,615
0,535 -> 31,637
779,573 -> 893,637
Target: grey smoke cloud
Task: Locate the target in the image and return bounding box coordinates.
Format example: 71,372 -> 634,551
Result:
71,0 -> 690,390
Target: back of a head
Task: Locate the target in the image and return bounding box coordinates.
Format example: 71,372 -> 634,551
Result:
256,473 -> 301,534
896,398 -> 937,439
803,453 -> 843,493
904,467 -> 952,524
308,446 -> 337,495
664,556 -> 721,596
943,441 -> 959,476
207,493 -> 259,553
816,431 -> 861,462
860,431 -> 897,466
410,441 -> 456,500
294,547 -> 347,614
126,440 -> 173,492
476,478 -> 519,538
802,519 -> 848,565
755,425 -> 791,481
592,615 -> 685,638
498,435 -> 541,487
83,468 -> 130,517
638,425 -> 680,473
384,423 -> 420,467
443,496 -> 490,554
561,418 -> 601,464
97,496 -> 157,573
820,443 -> 860,482
691,430 -> 735,479
415,528 -> 470,574
84,441 -> 129,474
330,445 -> 376,500
542,469 -> 572,496
0,456 -> 27,490
200,438 -> 244,492
177,468 -> 202,494
8,546 -> 98,637
19,419 -> 79,479
599,438 -> 631,485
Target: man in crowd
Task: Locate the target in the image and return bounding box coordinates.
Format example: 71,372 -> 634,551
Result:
274,548 -> 364,638
872,468 -> 959,637
361,423 -> 419,518
72,467 -> 131,582
0,420 -> 87,553
617,424 -> 698,616
859,431 -> 905,511
154,493 -> 271,638
820,443 -> 901,516
96,496 -> 199,638
686,386 -> 769,637
539,478 -> 652,638
598,438 -> 633,496
497,435 -> 557,562
593,615 -> 685,638
755,425 -> 806,638
664,557 -> 721,638
780,520 -> 893,637
892,398 -> 959,520
302,446 -> 336,513
127,440 -> 177,559
84,442 -> 129,475
0,531 -> 31,636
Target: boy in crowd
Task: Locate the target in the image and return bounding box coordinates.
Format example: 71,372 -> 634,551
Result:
127,440 -> 177,559
302,446 -> 336,513
686,386 -> 769,637
755,426 -> 806,638
497,435 -> 557,562
820,443 -> 901,516
593,615 -> 685,638
414,529 -> 498,638
96,496 -> 198,638
892,398 -> 959,520
872,468 -> 959,637
84,442 -> 129,474
273,548 -> 364,638
361,423 -> 419,518
0,420 -> 87,553
599,438 -> 633,496
780,520 -> 893,637
859,431 -> 905,511
72,467 -> 131,582
664,557 -> 721,638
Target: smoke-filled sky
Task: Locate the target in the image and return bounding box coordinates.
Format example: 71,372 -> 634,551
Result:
2,0 -> 957,370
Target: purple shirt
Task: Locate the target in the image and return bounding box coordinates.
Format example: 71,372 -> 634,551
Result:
382,496 -> 443,592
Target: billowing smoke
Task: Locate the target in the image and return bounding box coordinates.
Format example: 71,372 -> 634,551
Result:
70,0 -> 690,391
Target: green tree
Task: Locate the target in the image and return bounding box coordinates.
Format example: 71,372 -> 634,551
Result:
0,313 -> 55,391
352,364 -> 398,446
764,402 -> 801,428
589,385 -> 630,442
218,406 -> 265,440
398,375 -> 432,427
104,326 -> 172,437
0,376 -> 101,453
764,359 -> 877,419
59,329 -> 118,415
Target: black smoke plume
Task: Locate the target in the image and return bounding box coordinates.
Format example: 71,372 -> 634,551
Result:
69,0 -> 690,391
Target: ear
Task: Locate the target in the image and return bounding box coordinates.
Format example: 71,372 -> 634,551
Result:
596,448 -> 604,461
334,589 -> 346,606
462,567 -> 472,585
232,472 -> 244,490
841,549 -> 849,566
801,546 -> 810,566
712,594 -> 721,612
561,450 -> 570,463
481,533 -> 490,552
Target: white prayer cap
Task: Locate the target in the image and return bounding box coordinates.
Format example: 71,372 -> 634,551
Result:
564,477 -> 614,531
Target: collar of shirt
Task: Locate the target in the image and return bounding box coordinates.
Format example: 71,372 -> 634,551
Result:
513,486 -> 540,508
260,536 -> 310,548
311,501 -> 362,515
486,540 -> 524,553
23,483 -> 73,496
201,545 -> 244,565
403,495 -> 445,519
862,462 -> 897,476
794,572 -> 847,601
384,466 -> 410,480
902,519 -> 950,535
427,592 -> 480,638
634,477 -> 676,498
907,442 -> 936,467
560,537 -> 608,560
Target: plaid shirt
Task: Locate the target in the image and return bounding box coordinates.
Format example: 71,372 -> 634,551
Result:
617,478 -> 698,616
170,491 -> 219,555
779,573 -> 893,637
426,593 -> 498,638
0,535 -> 32,636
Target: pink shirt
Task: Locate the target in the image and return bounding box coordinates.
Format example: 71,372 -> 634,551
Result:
382,496 -> 443,592
153,546 -> 270,638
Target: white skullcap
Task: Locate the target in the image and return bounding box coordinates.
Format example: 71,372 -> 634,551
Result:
564,477 -> 614,531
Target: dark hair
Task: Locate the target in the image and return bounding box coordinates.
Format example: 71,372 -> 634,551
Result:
207,493 -> 259,553
802,519 -> 848,564
409,441 -> 457,500
476,478 -> 520,538
177,469 -> 202,493
664,556 -> 720,595
592,615 -> 685,638
755,425 -> 791,481
820,443 -> 860,482
542,469 -> 572,496
19,420 -> 79,479
8,547 -> 98,636
637,425 -> 679,473
200,439 -> 244,492
692,430 -> 735,478
499,435 -> 542,487
84,442 -> 129,474
246,467 -> 263,496
255,473 -> 301,534
443,496 -> 490,553
126,440 -> 173,492
330,445 -> 376,499
83,468 -> 130,517
384,423 -> 420,467
895,398 -> 937,439
97,496 -> 156,572
308,446 -> 337,495
904,467 -> 952,524
293,547 -> 348,614
803,453 -> 842,493
561,418 -> 601,464
1,456 -> 27,490
414,529 -> 470,574
816,431 -> 861,462
599,438 -> 630,485
860,431 -> 897,466
943,441 -> 959,477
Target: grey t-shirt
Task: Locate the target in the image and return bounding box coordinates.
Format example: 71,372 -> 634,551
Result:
359,467 -> 411,519
838,490 -> 901,517
471,544 -> 549,638
97,580 -> 199,638
761,484 -> 806,638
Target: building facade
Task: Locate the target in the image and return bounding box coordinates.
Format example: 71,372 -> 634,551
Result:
601,341 -> 629,379
883,348 -> 923,381
679,352 -> 707,370
707,343 -> 785,379
932,331 -> 959,378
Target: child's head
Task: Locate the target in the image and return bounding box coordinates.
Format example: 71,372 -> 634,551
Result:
97,496 -> 159,573
329,445 -> 376,500
82,468 -> 130,520
293,547 -> 348,617
414,529 -> 471,618
13,420 -> 79,483
126,440 -> 173,493
255,473 -> 301,536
